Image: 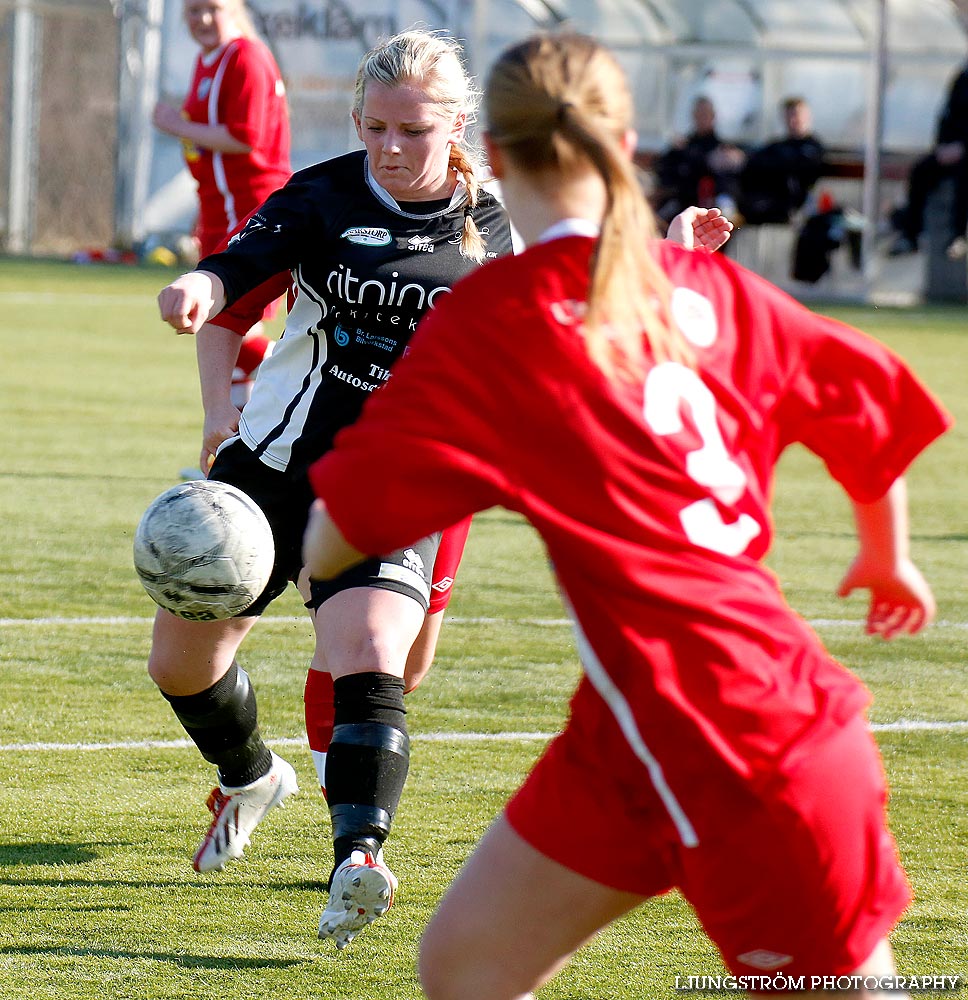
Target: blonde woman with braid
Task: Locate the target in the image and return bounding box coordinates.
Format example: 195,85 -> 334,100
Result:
152,29 -> 511,950
303,33 -> 950,997
155,27 -> 730,950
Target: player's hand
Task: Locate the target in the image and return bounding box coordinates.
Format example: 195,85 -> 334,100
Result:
666,206 -> 733,253
199,401 -> 241,476
151,102 -> 184,137
836,556 -> 936,640
158,271 -> 221,335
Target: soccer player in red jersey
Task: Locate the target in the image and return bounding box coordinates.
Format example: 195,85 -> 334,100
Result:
153,0 -> 290,412
303,33 -> 952,998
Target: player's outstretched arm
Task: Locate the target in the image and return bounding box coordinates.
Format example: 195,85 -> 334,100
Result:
666,206 -> 733,253
158,270 -> 226,335
837,478 -> 936,639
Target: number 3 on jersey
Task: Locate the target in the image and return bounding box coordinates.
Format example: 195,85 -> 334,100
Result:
644,362 -> 761,557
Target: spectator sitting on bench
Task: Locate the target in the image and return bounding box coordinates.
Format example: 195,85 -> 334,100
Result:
737,96 -> 826,225
889,59 -> 968,260
652,96 -> 747,226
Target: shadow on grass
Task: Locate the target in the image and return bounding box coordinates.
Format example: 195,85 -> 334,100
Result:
0,873 -> 327,892
0,945 -> 304,969
0,842 -> 110,866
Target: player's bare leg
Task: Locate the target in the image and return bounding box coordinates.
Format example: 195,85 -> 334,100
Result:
784,940 -> 908,999
304,607 -> 444,796
310,586 -> 425,948
147,609 -> 298,871
418,815 -> 642,1000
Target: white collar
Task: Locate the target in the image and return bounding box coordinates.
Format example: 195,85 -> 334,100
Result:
537,218 -> 601,244
201,39 -> 236,67
364,156 -> 468,216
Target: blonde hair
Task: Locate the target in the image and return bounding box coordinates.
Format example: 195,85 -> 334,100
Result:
485,33 -> 688,377
353,30 -> 487,263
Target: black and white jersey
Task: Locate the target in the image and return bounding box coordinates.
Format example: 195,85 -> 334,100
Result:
199,149 -> 514,474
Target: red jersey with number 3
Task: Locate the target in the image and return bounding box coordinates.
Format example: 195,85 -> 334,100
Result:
181,36 -> 290,255
309,236 -> 951,843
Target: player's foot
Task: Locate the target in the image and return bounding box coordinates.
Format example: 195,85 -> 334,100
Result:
318,850 -> 397,950
192,752 -> 298,873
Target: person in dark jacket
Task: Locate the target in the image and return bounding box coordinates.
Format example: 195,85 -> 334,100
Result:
889,61 -> 968,259
737,96 -> 825,225
652,96 -> 746,224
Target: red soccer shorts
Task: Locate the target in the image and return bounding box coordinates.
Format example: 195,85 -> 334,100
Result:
506,696 -> 911,981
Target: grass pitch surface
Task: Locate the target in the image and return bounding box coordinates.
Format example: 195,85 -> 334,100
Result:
0,259 -> 965,998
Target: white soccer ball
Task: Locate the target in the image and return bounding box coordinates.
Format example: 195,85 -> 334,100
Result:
133,480 -> 274,621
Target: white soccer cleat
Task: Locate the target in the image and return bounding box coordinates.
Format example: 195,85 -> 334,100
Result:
318,850 -> 397,950
192,752 -> 299,873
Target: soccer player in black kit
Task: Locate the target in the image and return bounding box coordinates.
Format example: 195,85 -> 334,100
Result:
154,26 -> 732,950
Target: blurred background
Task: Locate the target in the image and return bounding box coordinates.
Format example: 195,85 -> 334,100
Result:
3,0 -> 968,302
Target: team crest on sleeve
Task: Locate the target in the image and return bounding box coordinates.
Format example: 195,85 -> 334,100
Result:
671,287 -> 718,348
228,214 -> 281,246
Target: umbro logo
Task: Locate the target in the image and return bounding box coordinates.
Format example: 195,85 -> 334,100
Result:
737,950 -> 793,970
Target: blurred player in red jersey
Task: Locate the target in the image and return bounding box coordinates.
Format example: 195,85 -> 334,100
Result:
303,32 -> 952,999
153,0 -> 290,425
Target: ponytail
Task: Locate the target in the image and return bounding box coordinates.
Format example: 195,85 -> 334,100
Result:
449,145 -> 486,264
486,34 -> 691,378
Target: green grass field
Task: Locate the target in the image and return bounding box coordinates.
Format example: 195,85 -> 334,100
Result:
0,257 -> 965,998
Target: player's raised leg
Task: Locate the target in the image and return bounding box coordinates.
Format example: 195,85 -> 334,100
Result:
147,610 -> 298,872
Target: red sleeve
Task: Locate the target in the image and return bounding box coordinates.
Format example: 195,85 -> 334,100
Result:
213,270 -> 292,334
771,303 -> 953,502
427,517 -> 472,614
308,292 -> 516,555
220,42 -> 275,149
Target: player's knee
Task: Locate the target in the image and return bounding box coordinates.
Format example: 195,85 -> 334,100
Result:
328,624 -> 412,676
418,922 -> 468,1000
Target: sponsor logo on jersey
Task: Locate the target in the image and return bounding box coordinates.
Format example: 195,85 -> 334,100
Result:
671,286 -> 718,347
548,298 -> 587,326
448,225 -> 491,257
341,226 -> 392,246
407,235 -> 434,253
327,363 -> 384,393
327,264 -> 451,317
333,325 -> 350,346
431,576 -> 454,593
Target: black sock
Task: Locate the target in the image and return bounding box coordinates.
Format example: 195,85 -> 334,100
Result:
162,661 -> 272,787
325,672 -> 409,876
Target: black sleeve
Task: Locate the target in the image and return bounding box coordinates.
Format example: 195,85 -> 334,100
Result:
197,167 -> 324,307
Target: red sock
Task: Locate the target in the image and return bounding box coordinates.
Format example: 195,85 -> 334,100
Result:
304,668 -> 335,796
236,334 -> 273,376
